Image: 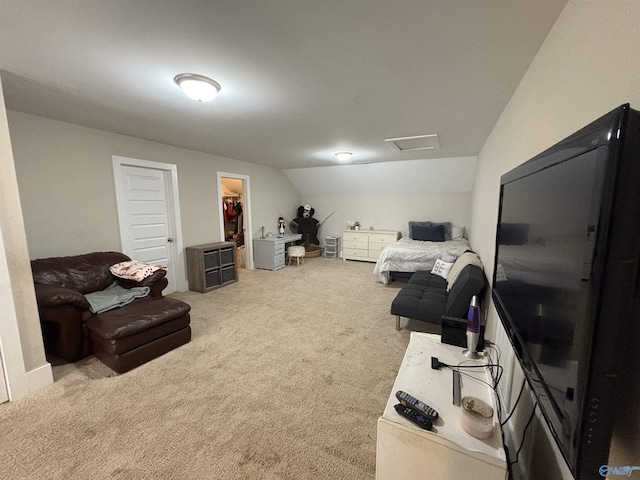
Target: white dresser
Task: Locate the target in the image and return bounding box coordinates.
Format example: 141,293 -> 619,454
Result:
342,229 -> 400,262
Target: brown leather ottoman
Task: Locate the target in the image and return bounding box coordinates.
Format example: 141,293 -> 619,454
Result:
86,296 -> 191,373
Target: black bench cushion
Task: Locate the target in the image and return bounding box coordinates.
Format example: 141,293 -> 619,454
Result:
446,265 -> 486,318
391,272 -> 448,324
408,270 -> 447,288
391,265 -> 485,325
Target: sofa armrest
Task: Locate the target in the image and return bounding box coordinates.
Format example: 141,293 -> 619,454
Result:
115,269 -> 167,297
34,283 -> 90,310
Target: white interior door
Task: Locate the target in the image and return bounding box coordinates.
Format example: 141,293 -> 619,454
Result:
113,156 -> 186,293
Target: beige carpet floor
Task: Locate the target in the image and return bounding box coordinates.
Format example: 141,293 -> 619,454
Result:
0,257 -> 429,479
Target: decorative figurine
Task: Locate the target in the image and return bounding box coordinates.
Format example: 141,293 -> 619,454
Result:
278,217 -> 286,235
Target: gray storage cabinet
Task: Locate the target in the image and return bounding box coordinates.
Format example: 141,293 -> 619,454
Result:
186,241 -> 238,292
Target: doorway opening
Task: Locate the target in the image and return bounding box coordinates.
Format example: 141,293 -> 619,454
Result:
217,172 -> 253,270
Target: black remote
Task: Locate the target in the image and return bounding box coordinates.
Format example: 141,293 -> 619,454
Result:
395,390 -> 439,421
394,404 -> 433,430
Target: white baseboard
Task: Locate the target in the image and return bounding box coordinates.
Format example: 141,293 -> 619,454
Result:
27,362 -> 53,394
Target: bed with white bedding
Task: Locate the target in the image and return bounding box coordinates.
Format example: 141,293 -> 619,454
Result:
373,237 -> 472,284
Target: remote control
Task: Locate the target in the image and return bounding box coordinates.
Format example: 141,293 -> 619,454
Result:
394,404 -> 433,430
395,390 -> 439,421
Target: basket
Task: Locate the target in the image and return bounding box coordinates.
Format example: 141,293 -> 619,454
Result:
305,245 -> 324,258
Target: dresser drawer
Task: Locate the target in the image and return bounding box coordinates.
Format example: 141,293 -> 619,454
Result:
343,247 -> 370,258
369,233 -> 398,245
368,249 -> 383,260
343,240 -> 368,250
343,231 -> 368,242
369,242 -> 389,253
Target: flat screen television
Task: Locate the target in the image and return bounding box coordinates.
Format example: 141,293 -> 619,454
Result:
492,104 -> 640,479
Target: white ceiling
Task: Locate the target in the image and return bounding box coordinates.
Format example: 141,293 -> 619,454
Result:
0,0 -> 566,169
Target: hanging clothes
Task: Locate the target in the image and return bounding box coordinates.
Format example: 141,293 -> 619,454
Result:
235,202 -> 243,235
226,200 -> 237,221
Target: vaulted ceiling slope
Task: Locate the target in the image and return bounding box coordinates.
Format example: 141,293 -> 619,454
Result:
0,1 -> 566,169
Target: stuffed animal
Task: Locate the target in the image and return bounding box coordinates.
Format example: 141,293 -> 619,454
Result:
277,205 -> 336,247
295,205 -> 320,245
278,217 -> 286,235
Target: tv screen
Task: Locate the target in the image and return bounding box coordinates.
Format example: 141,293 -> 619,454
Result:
492,104 -> 640,479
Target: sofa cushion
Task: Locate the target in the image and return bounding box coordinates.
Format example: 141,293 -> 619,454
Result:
392,271 -> 449,324
391,284 -> 447,324
447,252 -> 483,291
445,265 -> 486,318
408,270 -> 447,288
31,252 -> 130,294
86,297 -> 191,340
391,263 -> 486,326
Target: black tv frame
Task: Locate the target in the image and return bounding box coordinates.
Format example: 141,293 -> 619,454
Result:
492,104 -> 640,479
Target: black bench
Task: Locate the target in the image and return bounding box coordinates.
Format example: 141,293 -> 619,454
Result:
391,264 -> 485,330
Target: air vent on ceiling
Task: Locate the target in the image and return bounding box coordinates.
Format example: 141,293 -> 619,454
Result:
384,134 -> 440,152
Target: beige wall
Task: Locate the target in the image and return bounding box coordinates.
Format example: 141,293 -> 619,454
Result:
5,108 -> 298,385
300,192 -> 473,242
469,1 -> 640,477
0,78 -> 49,377
7,111 -> 300,260
284,157 -> 477,241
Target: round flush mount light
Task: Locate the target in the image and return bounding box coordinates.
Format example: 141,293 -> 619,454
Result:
174,73 -> 221,102
335,152 -> 353,161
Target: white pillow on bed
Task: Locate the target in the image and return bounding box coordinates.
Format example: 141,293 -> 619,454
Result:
431,259 -> 455,279
441,252 -> 458,263
452,225 -> 465,240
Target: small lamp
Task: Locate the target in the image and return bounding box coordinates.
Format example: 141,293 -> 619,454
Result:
463,295 -> 481,359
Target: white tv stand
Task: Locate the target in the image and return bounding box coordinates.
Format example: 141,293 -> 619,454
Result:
376,332 -> 507,480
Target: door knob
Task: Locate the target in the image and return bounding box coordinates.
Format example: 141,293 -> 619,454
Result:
167,238 -> 174,243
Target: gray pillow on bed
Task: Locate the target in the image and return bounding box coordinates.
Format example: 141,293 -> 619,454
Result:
409,221 -> 453,241
412,224 -> 445,242
431,222 -> 452,241
408,221 -> 432,239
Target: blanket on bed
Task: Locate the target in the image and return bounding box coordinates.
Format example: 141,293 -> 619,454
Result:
373,238 -> 471,284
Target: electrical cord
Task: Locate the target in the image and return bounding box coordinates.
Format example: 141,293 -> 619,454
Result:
433,357 -> 504,384
431,348 -> 536,477
501,379 -> 527,427
453,368 -> 498,391
510,400 -> 539,467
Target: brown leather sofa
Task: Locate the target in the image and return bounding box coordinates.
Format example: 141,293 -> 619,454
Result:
31,252 -> 190,372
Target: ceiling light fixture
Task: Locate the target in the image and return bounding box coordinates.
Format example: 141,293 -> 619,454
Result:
335,152 -> 353,161
174,73 -> 221,102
